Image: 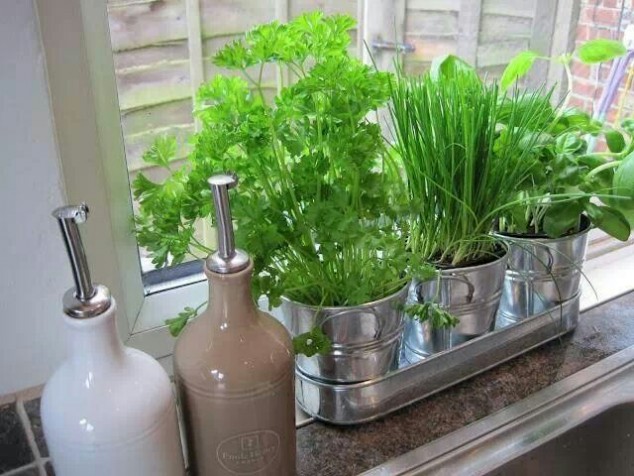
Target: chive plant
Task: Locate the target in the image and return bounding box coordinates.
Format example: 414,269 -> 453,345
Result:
390,62 -> 554,267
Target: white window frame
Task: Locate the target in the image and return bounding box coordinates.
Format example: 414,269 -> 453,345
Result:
35,0 -> 198,360
35,0 -> 634,362
33,0 -> 382,360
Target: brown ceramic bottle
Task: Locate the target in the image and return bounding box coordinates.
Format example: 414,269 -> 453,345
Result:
174,174 -> 296,476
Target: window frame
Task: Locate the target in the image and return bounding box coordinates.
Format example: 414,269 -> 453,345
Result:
36,0 -> 634,361
36,0 -> 144,341
36,0 -> 212,359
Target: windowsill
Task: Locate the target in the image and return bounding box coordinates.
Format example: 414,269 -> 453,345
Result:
105,220 -> 634,419
580,243 -> 634,311
127,245 -> 634,360
128,245 -> 633,430
127,278 -> 285,359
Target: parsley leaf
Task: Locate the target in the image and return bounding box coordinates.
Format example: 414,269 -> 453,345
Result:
292,327 -> 332,357
134,13 -> 423,351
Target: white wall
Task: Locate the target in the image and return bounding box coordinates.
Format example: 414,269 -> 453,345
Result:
0,0 -> 70,394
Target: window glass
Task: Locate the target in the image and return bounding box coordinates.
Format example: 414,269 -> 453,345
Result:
106,0 -> 634,279
106,0 -> 359,274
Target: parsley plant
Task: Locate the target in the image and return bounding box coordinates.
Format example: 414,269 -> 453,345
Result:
133,13 -> 434,342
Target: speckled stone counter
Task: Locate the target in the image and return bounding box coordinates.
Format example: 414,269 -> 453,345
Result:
296,291 -> 634,476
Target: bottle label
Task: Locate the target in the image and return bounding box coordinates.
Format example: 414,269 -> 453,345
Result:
216,430 -> 280,474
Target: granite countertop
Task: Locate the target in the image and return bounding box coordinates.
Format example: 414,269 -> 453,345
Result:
296,291 -> 634,476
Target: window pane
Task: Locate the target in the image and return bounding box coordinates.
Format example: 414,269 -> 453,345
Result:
105,0 -> 633,282
105,0 -> 360,276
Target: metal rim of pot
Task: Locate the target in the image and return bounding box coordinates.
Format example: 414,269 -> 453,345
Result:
494,214 -> 592,243
412,242 -> 510,306
405,244 -> 510,355
282,283 -> 411,351
494,215 -> 591,322
281,281 -> 411,313
282,283 -> 410,383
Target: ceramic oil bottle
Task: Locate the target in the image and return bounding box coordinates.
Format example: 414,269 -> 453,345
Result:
41,204 -> 185,476
174,174 -> 296,476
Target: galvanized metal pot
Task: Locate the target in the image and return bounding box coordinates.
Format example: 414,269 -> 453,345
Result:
281,284 -> 409,383
404,249 -> 509,358
496,216 -> 590,324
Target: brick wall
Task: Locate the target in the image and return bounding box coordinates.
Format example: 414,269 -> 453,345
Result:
569,0 -> 633,124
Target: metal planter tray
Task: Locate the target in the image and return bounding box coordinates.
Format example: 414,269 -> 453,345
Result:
295,293 -> 580,425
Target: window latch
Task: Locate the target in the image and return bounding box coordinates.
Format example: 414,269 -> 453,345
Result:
371,40 -> 415,54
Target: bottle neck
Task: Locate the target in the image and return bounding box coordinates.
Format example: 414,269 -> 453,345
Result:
205,260 -> 259,329
64,299 -> 125,369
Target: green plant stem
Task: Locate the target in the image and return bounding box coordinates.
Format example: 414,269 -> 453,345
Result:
586,160 -> 621,179
561,60 -> 574,111
189,235 -> 213,254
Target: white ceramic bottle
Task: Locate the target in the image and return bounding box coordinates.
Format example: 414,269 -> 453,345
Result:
41,204 -> 185,476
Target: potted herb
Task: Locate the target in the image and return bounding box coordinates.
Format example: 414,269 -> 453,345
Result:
133,13 -> 432,382
390,57 -> 554,356
495,40 -> 634,321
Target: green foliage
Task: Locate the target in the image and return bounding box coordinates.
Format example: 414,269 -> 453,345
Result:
133,13 -> 429,350
133,161 -> 199,268
390,63 -> 555,266
577,39 -> 627,64
165,304 -> 205,337
624,209 -> 634,228
542,202 -> 584,238
605,129 -> 626,153
500,51 -> 539,91
404,301 -> 460,329
499,112 -> 634,240
622,119 -> 634,136
292,327 -> 332,357
430,54 -> 478,82
141,136 -> 178,169
501,39 -> 627,91
584,202 -> 630,241
613,152 -> 634,208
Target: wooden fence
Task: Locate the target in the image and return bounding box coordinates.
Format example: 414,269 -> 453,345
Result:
106,0 -> 577,182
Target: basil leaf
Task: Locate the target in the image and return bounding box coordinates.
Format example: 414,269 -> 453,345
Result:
543,202 -> 584,238
585,202 -> 631,241
606,129 -> 626,153
613,152 -> 634,210
500,50 -> 539,90
577,154 -> 605,169
555,132 -> 585,155
578,39 -> 626,64
430,54 -> 478,82
623,208 -> 634,228
552,108 -> 602,135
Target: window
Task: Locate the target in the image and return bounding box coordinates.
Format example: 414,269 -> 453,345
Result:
36,0 -> 634,361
